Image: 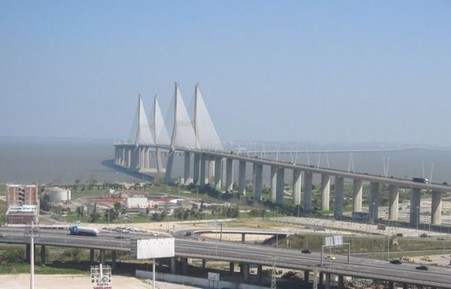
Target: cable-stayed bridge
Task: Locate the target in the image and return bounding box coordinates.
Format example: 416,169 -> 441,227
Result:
114,82 -> 450,229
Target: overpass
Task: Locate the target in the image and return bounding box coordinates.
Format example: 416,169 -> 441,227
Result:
1,226 -> 451,288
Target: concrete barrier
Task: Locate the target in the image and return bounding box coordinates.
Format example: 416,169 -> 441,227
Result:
136,270 -> 269,289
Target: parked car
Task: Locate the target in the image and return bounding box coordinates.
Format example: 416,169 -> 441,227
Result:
416,265 -> 428,270
390,259 -> 402,265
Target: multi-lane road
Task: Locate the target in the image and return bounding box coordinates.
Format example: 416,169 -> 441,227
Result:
1,226 -> 451,288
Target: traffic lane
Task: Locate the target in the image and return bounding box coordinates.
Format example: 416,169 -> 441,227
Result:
175,241 -> 451,287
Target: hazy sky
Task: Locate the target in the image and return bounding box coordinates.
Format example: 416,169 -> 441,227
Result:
1,1 -> 450,144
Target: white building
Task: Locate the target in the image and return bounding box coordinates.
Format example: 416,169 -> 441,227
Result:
126,197 -> 148,209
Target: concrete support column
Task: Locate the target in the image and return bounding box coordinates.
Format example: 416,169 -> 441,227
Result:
238,160 -> 246,195
334,176 -> 344,219
257,264 -> 263,280
388,281 -> 395,289
229,262 -> 234,272
25,244 -> 31,262
202,259 -> 206,269
111,250 -> 117,269
40,245 -> 47,264
241,233 -> 246,243
304,270 -> 310,282
303,171 -> 313,213
276,167 -> 285,205
170,257 -> 177,274
200,155 -> 207,186
225,158 -> 234,192
181,257 -> 188,275
99,249 -> 105,263
253,163 -> 263,201
90,249 -> 95,264
338,275 -> 344,289
193,153 -> 201,185
352,179 -> 363,213
369,182 -> 380,224
293,169 -> 302,205
214,157 -> 223,190
388,184 -> 399,220
270,166 -> 277,202
410,188 -> 421,227
325,273 -> 331,289
431,190 -> 443,225
241,263 -> 249,281
207,160 -> 215,183
127,147 -> 132,168
320,174 -> 331,211
183,151 -> 191,184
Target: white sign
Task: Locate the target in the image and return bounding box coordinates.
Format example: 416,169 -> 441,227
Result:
208,272 -> 220,281
132,237 -> 175,259
333,235 -> 343,246
324,236 -> 334,246
324,235 -> 343,246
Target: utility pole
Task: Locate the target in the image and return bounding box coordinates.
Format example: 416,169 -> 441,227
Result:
27,221 -> 38,289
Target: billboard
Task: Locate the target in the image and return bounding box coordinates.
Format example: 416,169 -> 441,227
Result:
131,237 -> 175,259
324,235 -> 343,246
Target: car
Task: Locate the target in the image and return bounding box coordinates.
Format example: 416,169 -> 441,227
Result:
325,255 -> 336,261
301,249 -> 311,254
390,259 -> 402,265
416,265 -> 428,270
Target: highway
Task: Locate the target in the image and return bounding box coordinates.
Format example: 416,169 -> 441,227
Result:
1,226 -> 451,288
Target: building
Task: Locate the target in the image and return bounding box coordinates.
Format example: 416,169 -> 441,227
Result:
44,186 -> 71,203
6,184 -> 38,206
126,197 -> 149,209
6,205 -> 38,224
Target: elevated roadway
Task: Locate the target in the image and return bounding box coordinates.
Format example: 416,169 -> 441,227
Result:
1,226 -> 451,288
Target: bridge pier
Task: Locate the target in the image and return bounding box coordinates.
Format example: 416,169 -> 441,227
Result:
40,245 -> 47,264
207,160 -> 215,183
99,249 -> 105,263
304,270 -> 310,282
25,244 -> 31,262
320,174 -> 331,211
225,158 -> 234,192
200,154 -> 207,186
270,166 -> 277,202
238,160 -> 246,195
240,263 -> 249,281
352,179 -> 363,213
90,249 -> 95,264
181,257 -> 188,274
303,171 -> 313,213
183,151 -> 191,184
334,176 -> 344,219
164,150 -> 175,184
257,264 -> 263,281
388,184 -> 399,220
338,274 -> 344,289
214,157 -> 223,191
229,262 -> 234,272
369,182 -> 380,224
171,257 -> 177,274
202,258 -> 206,269
111,250 -> 117,269
431,190 -> 442,225
253,163 -> 263,201
241,233 -> 246,243
293,169 -> 302,206
276,167 -> 285,205
410,188 -> 421,227
193,153 -> 201,185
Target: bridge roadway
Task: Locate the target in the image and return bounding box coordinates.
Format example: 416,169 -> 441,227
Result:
1,227 -> 451,288
150,144 -> 451,192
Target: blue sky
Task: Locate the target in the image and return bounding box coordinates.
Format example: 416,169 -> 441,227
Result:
1,1 -> 450,144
